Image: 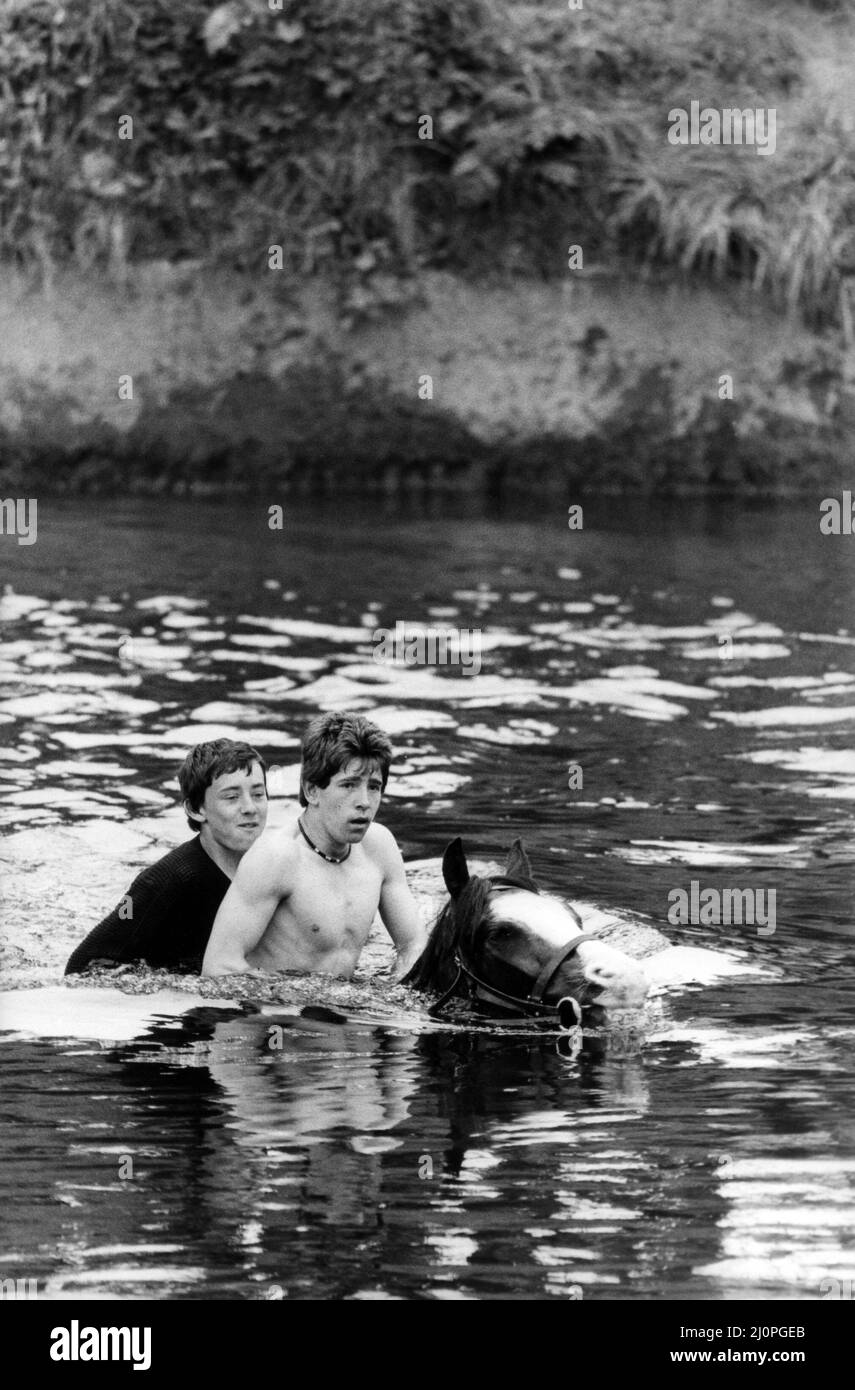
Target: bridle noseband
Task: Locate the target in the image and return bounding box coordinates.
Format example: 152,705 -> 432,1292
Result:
428,874 -> 600,1029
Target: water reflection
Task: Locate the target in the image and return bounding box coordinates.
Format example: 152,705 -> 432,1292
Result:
4,994 -> 854,1301
9,1017 -> 685,1299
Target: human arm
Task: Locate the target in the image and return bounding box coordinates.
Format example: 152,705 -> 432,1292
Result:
202,837 -> 291,977
376,830 -> 428,981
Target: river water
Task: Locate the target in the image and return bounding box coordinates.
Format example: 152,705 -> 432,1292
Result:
1,496 -> 854,1300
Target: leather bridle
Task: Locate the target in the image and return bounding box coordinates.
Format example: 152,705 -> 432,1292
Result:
428,875 -> 600,1030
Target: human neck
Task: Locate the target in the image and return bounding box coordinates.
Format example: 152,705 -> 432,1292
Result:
198,827 -> 243,878
301,807 -> 348,858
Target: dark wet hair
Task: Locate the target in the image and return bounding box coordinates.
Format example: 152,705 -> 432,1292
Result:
299,712 -> 393,807
178,739 -> 267,830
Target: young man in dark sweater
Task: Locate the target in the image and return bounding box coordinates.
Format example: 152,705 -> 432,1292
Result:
65,739 -> 268,975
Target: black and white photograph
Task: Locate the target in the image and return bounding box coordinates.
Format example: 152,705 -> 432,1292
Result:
1,0 -> 854,1348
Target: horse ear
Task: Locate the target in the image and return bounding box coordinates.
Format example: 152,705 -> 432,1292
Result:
505,838 -> 534,884
442,837 -> 470,898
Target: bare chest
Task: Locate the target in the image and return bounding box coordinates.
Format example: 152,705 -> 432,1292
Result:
273,855 -> 383,952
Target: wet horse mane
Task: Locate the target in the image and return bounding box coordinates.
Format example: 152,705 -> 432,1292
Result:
403,875 -> 494,993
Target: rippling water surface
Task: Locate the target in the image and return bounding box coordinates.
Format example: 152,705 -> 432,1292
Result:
1,497 -> 854,1299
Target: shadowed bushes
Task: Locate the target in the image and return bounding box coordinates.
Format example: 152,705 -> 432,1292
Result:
0,0 -> 853,326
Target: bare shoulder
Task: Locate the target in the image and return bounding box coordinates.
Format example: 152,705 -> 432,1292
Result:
237,826 -> 299,888
362,821 -> 406,877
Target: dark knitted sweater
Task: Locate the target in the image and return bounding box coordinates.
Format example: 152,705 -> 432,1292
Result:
64,837 -> 231,976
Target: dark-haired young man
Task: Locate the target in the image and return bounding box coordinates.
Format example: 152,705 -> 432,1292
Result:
202,712 -> 426,982
64,739 -> 268,975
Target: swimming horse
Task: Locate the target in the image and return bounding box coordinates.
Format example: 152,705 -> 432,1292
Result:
403,838 -> 649,1028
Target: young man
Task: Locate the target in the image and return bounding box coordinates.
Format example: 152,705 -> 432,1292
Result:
202,712 -> 426,981
64,739 -> 268,975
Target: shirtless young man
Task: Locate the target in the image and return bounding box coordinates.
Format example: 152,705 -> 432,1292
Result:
201,712 -> 427,981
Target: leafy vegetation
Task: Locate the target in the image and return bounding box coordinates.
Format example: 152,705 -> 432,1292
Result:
0,0 -> 853,326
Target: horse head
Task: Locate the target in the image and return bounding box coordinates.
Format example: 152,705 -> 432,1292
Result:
404,837 -> 649,1025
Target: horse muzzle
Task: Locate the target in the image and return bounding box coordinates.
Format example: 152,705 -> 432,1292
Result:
570,944 -> 650,1013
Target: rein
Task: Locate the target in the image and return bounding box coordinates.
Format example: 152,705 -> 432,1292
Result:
428,875 -> 599,1030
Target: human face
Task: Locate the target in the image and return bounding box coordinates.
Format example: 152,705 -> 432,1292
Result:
192,761 -> 268,854
308,757 -> 383,847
